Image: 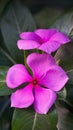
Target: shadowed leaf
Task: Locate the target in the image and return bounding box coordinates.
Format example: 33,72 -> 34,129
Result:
55,43 -> 73,71
53,9 -> 73,71
12,107 -> 57,130
56,100 -> 73,130
1,0 -> 36,63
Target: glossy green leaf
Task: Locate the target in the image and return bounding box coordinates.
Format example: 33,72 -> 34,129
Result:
46,109 -> 57,130
1,0 -> 36,63
0,66 -> 13,95
12,107 -> 35,130
12,107 -> 57,130
56,101 -> 73,130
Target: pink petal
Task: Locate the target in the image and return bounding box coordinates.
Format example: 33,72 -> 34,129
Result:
39,41 -> 61,53
35,29 -> 58,42
39,65 -> 69,91
6,64 -> 31,89
17,40 -> 40,50
20,32 -> 42,43
27,53 -> 56,77
11,84 -> 34,108
49,32 -> 70,44
34,85 -> 57,114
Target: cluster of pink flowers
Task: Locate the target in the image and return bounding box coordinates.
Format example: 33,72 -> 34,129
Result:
6,29 -> 70,114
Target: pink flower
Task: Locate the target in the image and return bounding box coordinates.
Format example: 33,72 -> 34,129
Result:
6,53 -> 68,114
17,29 -> 70,53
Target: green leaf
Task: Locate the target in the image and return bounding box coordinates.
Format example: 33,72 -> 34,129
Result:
53,9 -> 73,70
55,43 -> 73,71
0,47 -> 15,66
12,107 -> 57,130
0,66 -> 13,95
56,100 -> 73,130
0,31 -> 15,66
65,84 -> 73,106
52,9 -> 73,36
1,0 -> 36,63
57,73 -> 73,107
65,70 -> 73,107
57,87 -> 67,100
67,69 -> 73,84
46,109 -> 57,130
12,107 -> 35,130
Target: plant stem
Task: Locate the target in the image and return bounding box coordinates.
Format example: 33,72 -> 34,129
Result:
56,59 -> 60,65
24,51 -> 28,68
42,51 -> 45,54
32,112 -> 37,130
0,80 -> 6,83
66,69 -> 73,73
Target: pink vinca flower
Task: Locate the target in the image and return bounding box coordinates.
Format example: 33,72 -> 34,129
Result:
17,29 -> 70,53
6,53 -> 68,114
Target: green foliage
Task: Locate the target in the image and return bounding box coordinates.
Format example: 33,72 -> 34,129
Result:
0,66 -> 13,95
56,101 -> 73,130
0,0 -> 36,64
53,9 -> 73,130
55,68 -> 73,130
67,69 -> 73,84
52,9 -> 73,35
53,9 -> 73,71
0,48 -> 13,66
55,43 -> 73,71
0,31 -> 14,66
66,69 -> 73,105
12,107 -> 57,130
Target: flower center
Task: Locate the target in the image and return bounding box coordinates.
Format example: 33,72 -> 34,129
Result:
41,37 -> 51,44
32,79 -> 38,86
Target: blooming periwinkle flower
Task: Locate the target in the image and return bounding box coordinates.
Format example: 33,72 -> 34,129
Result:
17,29 -> 70,53
6,53 -> 69,114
